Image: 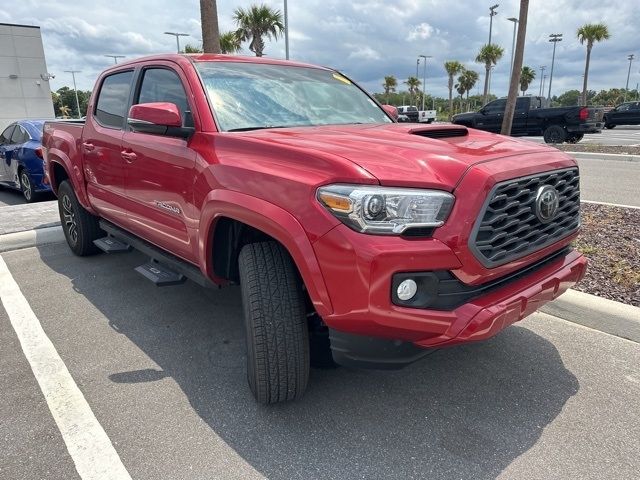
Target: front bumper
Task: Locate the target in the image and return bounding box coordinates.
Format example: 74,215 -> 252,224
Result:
313,225 -> 587,368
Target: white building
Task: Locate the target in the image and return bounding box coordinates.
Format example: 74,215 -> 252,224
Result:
0,22 -> 55,131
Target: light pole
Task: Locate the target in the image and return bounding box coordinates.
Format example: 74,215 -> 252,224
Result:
104,55 -> 125,64
284,0 -> 289,59
488,4 -> 499,46
164,32 -> 189,53
538,65 -> 546,96
542,75 -> 548,97
64,70 -> 82,118
547,34 -> 562,100
507,17 -> 518,82
624,54 -> 635,102
419,55 -> 432,111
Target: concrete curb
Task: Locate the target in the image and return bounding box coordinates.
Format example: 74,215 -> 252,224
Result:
542,289 -> 640,343
567,151 -> 640,163
0,226 -> 65,253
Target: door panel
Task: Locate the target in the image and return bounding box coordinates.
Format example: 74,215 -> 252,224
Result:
82,70 -> 133,222
121,66 -> 198,263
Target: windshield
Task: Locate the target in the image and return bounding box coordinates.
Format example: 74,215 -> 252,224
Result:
195,62 -> 392,131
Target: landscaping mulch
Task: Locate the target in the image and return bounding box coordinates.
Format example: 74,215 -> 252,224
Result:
554,144 -> 640,155
573,203 -> 640,307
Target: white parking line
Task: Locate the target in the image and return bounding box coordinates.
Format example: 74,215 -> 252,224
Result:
0,255 -> 132,480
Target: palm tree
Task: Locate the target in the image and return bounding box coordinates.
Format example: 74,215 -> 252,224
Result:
404,76 -> 421,105
458,69 -> 479,111
233,4 -> 284,57
455,82 -> 466,114
444,61 -> 464,119
220,31 -> 242,54
577,23 -> 610,106
383,75 -> 397,103
200,0 -> 221,53
520,66 -> 536,94
60,105 -> 71,119
476,44 -> 504,104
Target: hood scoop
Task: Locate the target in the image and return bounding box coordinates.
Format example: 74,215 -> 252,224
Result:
408,126 -> 468,139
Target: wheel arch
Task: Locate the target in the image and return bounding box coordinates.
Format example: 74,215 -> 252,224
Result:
199,190 -> 333,317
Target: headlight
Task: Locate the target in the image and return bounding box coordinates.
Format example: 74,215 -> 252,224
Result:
317,184 -> 454,235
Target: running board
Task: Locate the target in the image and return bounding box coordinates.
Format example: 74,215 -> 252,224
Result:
135,260 -> 186,286
98,219 -> 215,289
94,236 -> 132,253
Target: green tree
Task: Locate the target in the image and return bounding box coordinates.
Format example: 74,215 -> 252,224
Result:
458,69 -> 479,111
183,44 -> 203,53
444,60 -> 464,119
233,4 -> 284,57
519,66 -> 536,94
200,0 -> 221,53
220,31 -> 242,54
475,43 -> 504,104
577,23 -> 610,105
382,75 -> 397,103
55,86 -> 91,118
404,76 -> 421,105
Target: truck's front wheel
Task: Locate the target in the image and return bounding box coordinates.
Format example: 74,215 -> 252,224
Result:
238,241 -> 310,404
543,125 -> 567,144
57,180 -> 102,256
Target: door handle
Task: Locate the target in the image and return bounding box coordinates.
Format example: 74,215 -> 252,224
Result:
83,142 -> 95,152
121,150 -> 137,163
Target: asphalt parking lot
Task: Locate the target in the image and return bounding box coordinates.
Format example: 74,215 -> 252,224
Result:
1,242 -> 639,480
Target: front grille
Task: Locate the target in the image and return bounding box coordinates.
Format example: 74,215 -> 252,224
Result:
469,168 -> 580,267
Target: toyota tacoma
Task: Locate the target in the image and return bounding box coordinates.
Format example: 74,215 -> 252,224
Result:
43,55 -> 587,404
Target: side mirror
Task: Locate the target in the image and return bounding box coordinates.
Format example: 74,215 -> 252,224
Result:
382,104 -> 399,120
479,108 -> 487,115
127,102 -> 194,138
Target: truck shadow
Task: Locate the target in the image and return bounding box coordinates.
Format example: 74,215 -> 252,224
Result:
40,246 -> 579,480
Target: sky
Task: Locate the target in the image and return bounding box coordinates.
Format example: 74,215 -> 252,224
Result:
2,0 -> 639,99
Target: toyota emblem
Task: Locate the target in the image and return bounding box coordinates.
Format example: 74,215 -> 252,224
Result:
535,185 -> 560,223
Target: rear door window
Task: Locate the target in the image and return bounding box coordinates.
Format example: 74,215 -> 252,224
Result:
95,70 -> 134,128
10,125 -> 29,144
515,97 -> 529,111
0,125 -> 15,145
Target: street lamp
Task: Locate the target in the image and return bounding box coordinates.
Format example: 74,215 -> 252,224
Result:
624,54 -> 635,102
538,65 -> 546,96
488,4 -> 499,46
507,17 -> 518,83
419,55 -> 432,112
64,70 -> 82,118
104,55 -> 125,64
547,34 -> 563,100
164,31 -> 190,53
284,0 -> 289,59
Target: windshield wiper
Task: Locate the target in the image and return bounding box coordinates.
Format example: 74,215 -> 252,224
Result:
227,125 -> 290,132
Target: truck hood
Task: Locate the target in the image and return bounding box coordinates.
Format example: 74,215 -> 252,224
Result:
237,123 -> 556,190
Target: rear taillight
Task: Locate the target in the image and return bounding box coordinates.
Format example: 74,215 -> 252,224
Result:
35,147 -> 43,158
579,107 -> 589,121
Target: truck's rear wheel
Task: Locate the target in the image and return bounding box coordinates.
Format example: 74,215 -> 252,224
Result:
604,123 -> 615,129
566,133 -> 584,144
543,125 -> 566,144
238,241 -> 310,404
57,180 -> 102,256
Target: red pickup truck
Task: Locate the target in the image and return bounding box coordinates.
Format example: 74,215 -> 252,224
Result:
43,54 -> 587,404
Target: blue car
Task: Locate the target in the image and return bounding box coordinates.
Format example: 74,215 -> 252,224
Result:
0,119 -> 51,202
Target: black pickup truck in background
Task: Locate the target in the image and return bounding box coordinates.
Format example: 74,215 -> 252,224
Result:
452,96 -> 604,144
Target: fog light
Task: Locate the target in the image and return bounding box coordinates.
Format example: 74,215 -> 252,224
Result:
397,279 -> 418,301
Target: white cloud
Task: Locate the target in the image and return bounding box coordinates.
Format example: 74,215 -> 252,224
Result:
406,22 -> 434,41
